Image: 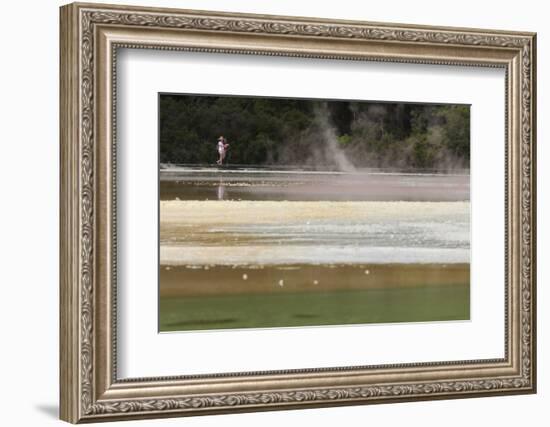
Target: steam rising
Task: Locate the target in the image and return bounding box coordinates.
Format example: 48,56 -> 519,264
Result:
314,103 -> 356,172
347,103 -> 469,172
278,102 -> 357,172
276,102 -> 468,173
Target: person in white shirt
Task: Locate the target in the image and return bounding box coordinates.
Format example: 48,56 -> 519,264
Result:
216,136 -> 229,165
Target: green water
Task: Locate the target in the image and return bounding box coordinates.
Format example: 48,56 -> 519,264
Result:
159,284 -> 470,332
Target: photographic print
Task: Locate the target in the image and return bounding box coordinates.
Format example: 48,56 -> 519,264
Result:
159,94 -> 470,332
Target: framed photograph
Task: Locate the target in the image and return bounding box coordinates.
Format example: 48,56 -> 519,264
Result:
60,2 -> 537,423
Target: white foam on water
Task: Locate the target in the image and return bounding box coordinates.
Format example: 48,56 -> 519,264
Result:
160,200 -> 470,266
161,245 -> 469,265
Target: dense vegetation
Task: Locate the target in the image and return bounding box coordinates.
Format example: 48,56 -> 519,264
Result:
159,94 -> 470,171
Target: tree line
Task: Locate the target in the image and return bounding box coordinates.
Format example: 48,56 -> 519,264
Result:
159,94 -> 470,171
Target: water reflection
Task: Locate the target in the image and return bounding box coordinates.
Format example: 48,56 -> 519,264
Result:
217,178 -> 226,200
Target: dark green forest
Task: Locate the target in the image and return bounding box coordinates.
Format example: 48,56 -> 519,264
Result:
159,94 -> 470,171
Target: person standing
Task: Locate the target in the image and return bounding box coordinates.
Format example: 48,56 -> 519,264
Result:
216,136 -> 229,165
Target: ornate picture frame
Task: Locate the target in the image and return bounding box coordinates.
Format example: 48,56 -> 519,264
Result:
60,2 -> 536,423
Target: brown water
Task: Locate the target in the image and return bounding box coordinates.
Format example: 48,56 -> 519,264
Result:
160,263 -> 469,297
160,168 -> 469,201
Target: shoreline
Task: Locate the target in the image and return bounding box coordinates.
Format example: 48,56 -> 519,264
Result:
160,165 -> 471,177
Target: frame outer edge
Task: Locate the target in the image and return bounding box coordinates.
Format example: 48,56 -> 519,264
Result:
68,1 -> 536,37
60,3 -> 81,424
529,33 -> 536,393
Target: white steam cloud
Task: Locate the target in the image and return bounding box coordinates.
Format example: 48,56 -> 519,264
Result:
313,103 -> 356,173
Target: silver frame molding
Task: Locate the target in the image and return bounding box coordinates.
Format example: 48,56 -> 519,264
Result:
60,2 -> 537,423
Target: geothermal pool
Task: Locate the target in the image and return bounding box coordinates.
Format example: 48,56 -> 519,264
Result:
158,168 -> 470,332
